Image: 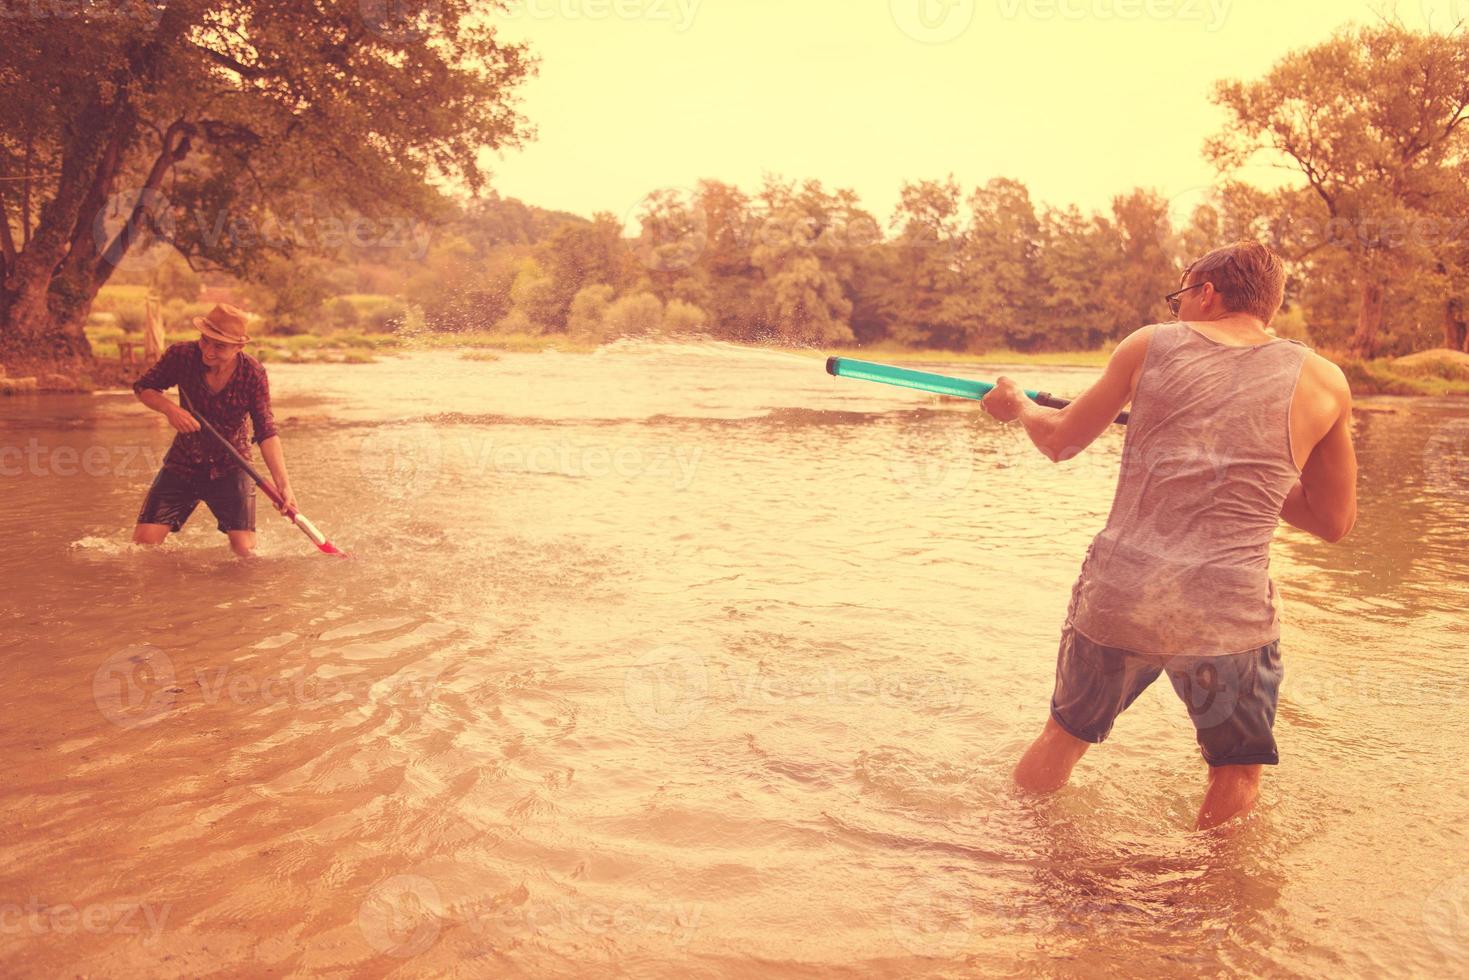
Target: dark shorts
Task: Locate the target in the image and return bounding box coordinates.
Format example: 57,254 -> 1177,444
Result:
1049,623 -> 1284,767
137,466 -> 255,534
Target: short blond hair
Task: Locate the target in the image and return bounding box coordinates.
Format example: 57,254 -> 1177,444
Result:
1183,241 -> 1286,324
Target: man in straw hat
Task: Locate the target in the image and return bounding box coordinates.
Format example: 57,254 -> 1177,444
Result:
131,303 -> 298,558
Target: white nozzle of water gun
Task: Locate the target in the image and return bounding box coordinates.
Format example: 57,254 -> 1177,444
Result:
293,513 -> 328,547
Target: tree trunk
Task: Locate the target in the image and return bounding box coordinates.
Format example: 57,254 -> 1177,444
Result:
0,89 -> 141,364
1348,277 -> 1386,359
1445,298 -> 1468,353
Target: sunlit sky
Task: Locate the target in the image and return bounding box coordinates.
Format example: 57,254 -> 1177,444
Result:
480,1 -> 1454,227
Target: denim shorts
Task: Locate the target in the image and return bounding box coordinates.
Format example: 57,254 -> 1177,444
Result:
1049,623 -> 1284,767
137,466 -> 256,534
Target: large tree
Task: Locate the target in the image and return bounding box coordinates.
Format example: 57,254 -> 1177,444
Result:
1206,24 -> 1469,358
0,0 -> 533,363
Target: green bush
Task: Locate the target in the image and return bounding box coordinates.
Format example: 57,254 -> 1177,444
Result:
327,296 -> 360,329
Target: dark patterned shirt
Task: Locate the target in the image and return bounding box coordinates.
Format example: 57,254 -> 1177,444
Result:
133,341 -> 280,480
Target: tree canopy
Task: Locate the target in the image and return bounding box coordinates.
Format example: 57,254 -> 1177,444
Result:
0,0 -> 534,361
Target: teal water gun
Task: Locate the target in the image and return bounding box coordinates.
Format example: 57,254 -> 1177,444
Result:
825,357 -> 1130,427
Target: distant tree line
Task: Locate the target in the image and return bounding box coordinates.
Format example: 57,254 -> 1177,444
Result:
393,24 -> 1468,358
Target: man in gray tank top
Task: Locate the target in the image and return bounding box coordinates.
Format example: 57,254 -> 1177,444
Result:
980,241 -> 1358,830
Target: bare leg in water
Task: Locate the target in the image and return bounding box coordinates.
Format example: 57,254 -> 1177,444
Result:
1195,764 -> 1262,831
1013,717 -> 1092,795
1013,717 -> 1264,831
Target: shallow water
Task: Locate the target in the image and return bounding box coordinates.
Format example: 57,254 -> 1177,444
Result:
1,341 -> 1467,978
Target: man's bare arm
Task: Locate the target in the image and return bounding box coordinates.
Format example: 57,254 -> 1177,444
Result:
1280,368 -> 1357,543
136,388 -> 200,433
258,435 -> 296,513
1011,325 -> 1156,462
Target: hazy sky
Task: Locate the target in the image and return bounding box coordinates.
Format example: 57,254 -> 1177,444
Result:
481,1 -> 1454,227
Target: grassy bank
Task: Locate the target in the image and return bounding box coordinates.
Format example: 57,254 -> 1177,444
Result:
1334,350 -> 1469,397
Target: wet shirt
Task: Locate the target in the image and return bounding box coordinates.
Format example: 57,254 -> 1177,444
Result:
1067,321 -> 1312,658
133,341 -> 279,480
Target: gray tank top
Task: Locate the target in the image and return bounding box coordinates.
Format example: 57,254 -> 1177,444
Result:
1067,321 -> 1312,658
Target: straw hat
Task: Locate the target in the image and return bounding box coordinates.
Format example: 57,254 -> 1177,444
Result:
193,303 -> 251,345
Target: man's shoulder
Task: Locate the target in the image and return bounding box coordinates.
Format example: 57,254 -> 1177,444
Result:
1117,322 -> 1167,358
1301,350 -> 1351,402
164,340 -> 198,358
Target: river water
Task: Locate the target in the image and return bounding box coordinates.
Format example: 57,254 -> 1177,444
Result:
1,341 -> 1466,978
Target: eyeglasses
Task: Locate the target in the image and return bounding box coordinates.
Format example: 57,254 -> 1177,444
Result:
1165,282 -> 1206,316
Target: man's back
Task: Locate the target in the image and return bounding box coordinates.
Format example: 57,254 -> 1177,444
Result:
1066,320 -> 1352,658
